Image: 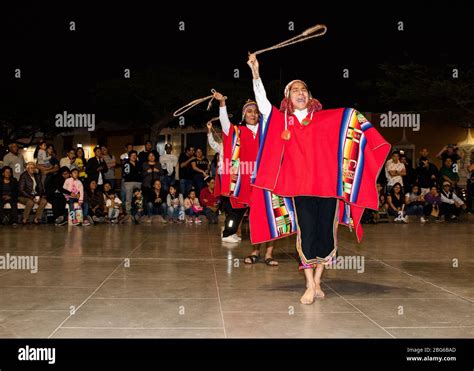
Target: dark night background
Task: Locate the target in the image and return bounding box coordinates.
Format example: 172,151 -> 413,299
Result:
0,3 -> 473,143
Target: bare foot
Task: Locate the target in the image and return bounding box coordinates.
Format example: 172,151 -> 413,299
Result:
300,286 -> 316,305
314,282 -> 325,298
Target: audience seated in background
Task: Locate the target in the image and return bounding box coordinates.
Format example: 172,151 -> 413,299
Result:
166,185 -> 184,223
386,182 -> 407,223
85,179 -> 106,224
440,181 -> 466,222
199,177 -> 220,224
131,188 -> 145,224
0,166 -> 19,225
46,166 -> 70,226
405,184 -> 426,223
62,168 -> 89,226
18,162 -> 48,225
424,185 -> 442,222
145,179 -> 167,219
184,189 -> 203,224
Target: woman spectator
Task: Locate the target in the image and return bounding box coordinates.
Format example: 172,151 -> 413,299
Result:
0,166 -> 19,226
101,145 -> 117,190
75,147 -> 88,183
142,152 -> 162,195
85,179 -> 106,224
122,150 -> 142,214
190,148 -> 210,193
166,185 -> 184,222
405,184 -> 426,223
387,182 -> 407,223
184,189 -> 203,223
424,185 -> 442,222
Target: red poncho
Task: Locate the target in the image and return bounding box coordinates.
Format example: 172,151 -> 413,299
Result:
214,124 -> 259,208
250,107 -> 391,242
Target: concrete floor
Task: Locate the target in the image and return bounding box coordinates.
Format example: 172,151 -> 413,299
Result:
0,217 -> 472,338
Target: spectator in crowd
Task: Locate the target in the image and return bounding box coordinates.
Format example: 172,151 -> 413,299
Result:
85,179 -> 106,224
184,189 -> 203,223
44,145 -> 60,188
86,146 -> 107,191
374,182 -> 389,223
415,156 -> 439,195
178,145 -> 195,197
138,140 -> 160,164
424,185 -> 442,222
199,177 -> 220,224
405,184 -> 426,223
18,162 -> 48,225
159,143 -> 178,191
62,168 -> 90,226
145,179 -> 167,218
131,188 -> 145,224
75,147 -> 88,183
440,181 -> 466,222
46,166 -> 70,226
400,154 -> 414,192
466,171 -> 474,213
105,188 -> 123,223
120,143 -> 134,163
142,152 -> 162,194
101,145 -> 117,190
436,144 -> 462,164
439,157 -> 460,188
417,147 -> 431,164
386,182 -> 407,223
0,166 -> 19,225
210,153 -> 219,179
34,140 -> 52,187
122,150 -> 142,214
60,148 -> 76,170
2,143 -> 26,181
166,184 -> 184,222
102,181 -> 114,201
191,147 -> 210,193
385,151 -> 406,193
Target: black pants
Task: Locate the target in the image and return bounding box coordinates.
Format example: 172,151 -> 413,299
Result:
440,203 -> 461,219
48,193 -> 67,220
222,205 -> 248,237
0,198 -> 18,224
294,196 -> 338,266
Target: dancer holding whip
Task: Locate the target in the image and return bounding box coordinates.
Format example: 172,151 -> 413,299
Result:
246,24 -> 391,304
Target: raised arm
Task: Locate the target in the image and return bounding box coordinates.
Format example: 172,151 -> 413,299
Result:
212,91 -> 231,136
247,53 -> 271,117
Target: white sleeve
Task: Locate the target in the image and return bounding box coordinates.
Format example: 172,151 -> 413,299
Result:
219,106 -> 231,136
253,78 -> 272,117
452,193 -> 464,205
207,133 -> 221,154
440,193 -> 454,204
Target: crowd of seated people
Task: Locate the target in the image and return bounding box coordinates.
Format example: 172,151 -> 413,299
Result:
0,140 -> 221,226
362,146 -> 472,224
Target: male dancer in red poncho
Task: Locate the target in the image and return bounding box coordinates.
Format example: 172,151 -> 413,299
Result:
212,92 -> 280,266
247,54 -> 391,304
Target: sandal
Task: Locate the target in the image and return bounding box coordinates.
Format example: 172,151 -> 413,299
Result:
244,255 -> 259,264
264,258 -> 279,266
